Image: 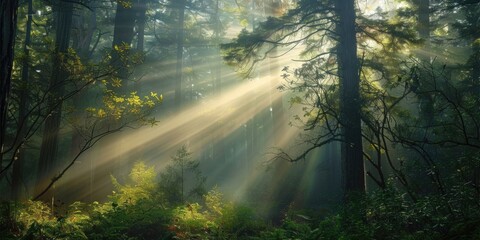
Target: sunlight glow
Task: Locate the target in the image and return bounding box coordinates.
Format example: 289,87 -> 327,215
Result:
58,71 -> 301,201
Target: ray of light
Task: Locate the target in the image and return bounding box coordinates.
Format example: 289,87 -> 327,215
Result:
57,74 -> 290,200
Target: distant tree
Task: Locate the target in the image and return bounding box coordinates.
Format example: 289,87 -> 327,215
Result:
111,0 -> 139,93
160,146 -> 206,205
11,0 -> 33,200
35,0 -> 74,199
174,0 -> 186,110
136,0 -> 148,53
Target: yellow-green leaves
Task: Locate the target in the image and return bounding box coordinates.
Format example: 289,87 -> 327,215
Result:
85,90 -> 162,121
473,38 -> 480,47
116,0 -> 133,8
96,108 -> 106,118
289,96 -> 303,106
111,78 -> 122,88
110,162 -> 157,205
204,187 -> 225,216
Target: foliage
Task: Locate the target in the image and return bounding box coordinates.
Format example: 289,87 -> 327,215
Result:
255,217 -> 318,240
85,199 -> 173,240
0,162 -> 172,240
84,161 -> 173,239
110,162 -> 158,206
1,170 -> 480,239
314,185 -> 480,239
170,187 -> 262,239
0,200 -> 89,239
159,146 -> 206,205
251,184 -> 480,240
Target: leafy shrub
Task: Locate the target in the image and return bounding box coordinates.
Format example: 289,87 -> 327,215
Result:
84,161 -> 173,240
85,199 -> 173,240
171,188 -> 262,239
255,217 -> 318,240
170,202 -> 215,239
313,185 -> 480,240
7,200 -> 89,240
110,161 -> 158,206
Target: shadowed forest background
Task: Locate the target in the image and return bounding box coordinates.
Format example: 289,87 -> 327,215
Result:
0,0 -> 479,239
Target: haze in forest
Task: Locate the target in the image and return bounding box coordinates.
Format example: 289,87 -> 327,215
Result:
1,0 -> 479,239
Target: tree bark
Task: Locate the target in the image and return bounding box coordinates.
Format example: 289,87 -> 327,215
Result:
175,0 -> 186,110
214,0 -> 221,95
0,0 -> 19,168
415,0 -> 429,40
415,0 -> 434,127
70,2 -> 97,201
111,0 -> 137,93
266,0 -> 285,146
35,1 -> 73,199
136,0 -> 147,53
12,0 -> 33,201
335,0 -> 365,197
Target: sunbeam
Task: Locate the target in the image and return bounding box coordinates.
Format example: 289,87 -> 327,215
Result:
57,74 -> 299,201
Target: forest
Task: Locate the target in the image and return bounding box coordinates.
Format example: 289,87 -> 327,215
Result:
1,0 -> 480,239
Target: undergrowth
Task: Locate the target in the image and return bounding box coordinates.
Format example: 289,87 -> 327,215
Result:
1,162 -> 479,239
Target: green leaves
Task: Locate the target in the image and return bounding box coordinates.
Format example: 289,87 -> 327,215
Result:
110,162 -> 158,206
171,187 -> 259,240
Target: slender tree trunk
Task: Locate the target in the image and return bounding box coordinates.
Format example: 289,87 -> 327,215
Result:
212,0 -> 225,167
72,4 -> 96,60
12,0 -> 33,200
70,2 -> 96,159
70,2 -> 97,201
411,0 -> 439,194
175,0 -> 186,110
0,0 -> 19,167
214,0 -> 221,95
35,1 -> 73,200
415,0 -> 434,127
416,0 -> 429,40
136,0 -> 147,53
134,0 -> 147,93
335,0 -> 365,197
266,0 -> 285,145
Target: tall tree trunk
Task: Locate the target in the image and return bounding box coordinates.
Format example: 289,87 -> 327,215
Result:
35,1 -> 73,200
111,0 -> 137,93
266,0 -> 285,144
12,0 -> 33,200
102,0 -> 138,194
70,2 -> 96,158
415,0 -> 434,127
335,0 -> 365,197
70,2 -> 97,201
0,0 -> 19,168
175,0 -> 186,110
212,0 -> 225,166
134,0 -> 147,93
411,0 -> 438,194
136,0 -> 147,53
213,0 -> 222,95
416,0 -> 429,40
72,4 -> 96,60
